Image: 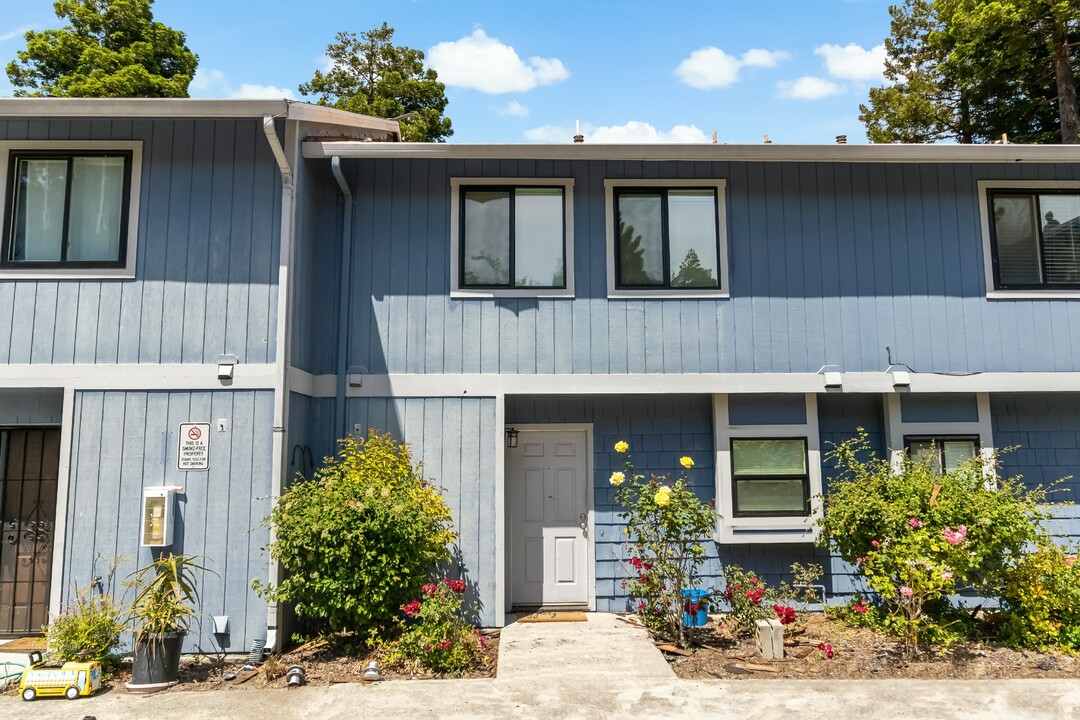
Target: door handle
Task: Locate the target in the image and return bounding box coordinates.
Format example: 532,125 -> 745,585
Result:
579,513 -> 588,535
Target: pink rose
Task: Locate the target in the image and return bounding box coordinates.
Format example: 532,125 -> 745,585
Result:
900,586 -> 913,598
871,540 -> 880,548
943,525 -> 968,545
941,570 -> 953,580
855,556 -> 864,566
908,518 -> 923,528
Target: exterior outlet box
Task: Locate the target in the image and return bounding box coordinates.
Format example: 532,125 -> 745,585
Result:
755,618 -> 784,660
141,487 -> 175,547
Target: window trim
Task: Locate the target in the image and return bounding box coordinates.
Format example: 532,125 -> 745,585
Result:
978,179 -> 1080,299
449,177 -> 574,298
730,436 -> 811,518
0,141 -> 142,280
903,434 -> 981,474
883,392 -> 995,485
714,393 -> 821,543
604,179 -> 729,299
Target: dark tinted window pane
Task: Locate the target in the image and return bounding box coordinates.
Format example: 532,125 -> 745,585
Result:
617,193 -> 664,286
514,188 -> 563,287
668,190 -> 718,288
1040,194 -> 1080,285
10,158 -> 67,262
992,195 -> 1042,285
463,190 -> 510,285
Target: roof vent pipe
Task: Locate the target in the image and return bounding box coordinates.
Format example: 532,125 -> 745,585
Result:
836,134 -> 848,145
573,120 -> 584,143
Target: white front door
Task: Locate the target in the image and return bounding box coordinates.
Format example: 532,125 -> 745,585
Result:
508,428 -> 590,608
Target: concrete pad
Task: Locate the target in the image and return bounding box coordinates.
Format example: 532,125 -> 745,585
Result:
498,612 -> 673,682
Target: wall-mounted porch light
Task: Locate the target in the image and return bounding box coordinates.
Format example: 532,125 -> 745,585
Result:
505,427 -> 519,448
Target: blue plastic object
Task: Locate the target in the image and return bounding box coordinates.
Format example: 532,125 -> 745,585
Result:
681,588 -> 709,627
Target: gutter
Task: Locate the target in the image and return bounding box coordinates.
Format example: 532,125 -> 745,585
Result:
330,156 -> 353,437
261,115 -> 296,653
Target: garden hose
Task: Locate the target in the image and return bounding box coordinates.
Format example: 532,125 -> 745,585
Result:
1,661 -> 27,680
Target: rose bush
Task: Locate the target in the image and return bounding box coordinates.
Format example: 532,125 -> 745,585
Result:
391,577 -> 487,675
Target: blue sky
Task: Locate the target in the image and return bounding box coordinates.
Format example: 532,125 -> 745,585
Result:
2,0 -> 895,143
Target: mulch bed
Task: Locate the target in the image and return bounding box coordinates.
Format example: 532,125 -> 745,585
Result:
664,614 -> 1080,680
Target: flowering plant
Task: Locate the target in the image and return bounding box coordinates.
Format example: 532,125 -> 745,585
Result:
613,441 -> 716,648
820,431 -> 1058,656
392,578 -> 486,675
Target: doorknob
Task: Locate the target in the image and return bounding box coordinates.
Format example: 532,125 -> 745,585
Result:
579,513 -> 588,533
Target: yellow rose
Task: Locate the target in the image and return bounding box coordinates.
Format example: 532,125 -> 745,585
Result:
614,441 -> 629,453
680,456 -> 694,469
609,471 -> 626,486
654,486 -> 672,506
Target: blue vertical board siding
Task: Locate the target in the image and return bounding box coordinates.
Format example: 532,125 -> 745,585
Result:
324,157 -> 1080,377
63,390 -> 274,653
344,396 -> 498,625
0,117 -> 281,365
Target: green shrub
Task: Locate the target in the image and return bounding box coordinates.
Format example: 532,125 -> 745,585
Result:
611,442 -> 716,647
255,430 -> 455,637
720,562 -> 823,638
819,432 -> 1057,655
997,544 -> 1080,651
390,578 -> 486,675
45,580 -> 126,666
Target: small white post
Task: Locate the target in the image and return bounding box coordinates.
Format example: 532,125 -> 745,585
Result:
755,618 -> 784,660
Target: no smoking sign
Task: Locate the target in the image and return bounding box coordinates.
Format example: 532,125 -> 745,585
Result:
178,422 -> 211,471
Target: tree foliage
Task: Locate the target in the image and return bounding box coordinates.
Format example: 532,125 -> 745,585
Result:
861,0 -> 1077,144
6,0 -> 198,98
300,23 -> 452,142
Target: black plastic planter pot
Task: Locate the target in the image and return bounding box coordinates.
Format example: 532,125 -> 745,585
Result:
127,632 -> 184,693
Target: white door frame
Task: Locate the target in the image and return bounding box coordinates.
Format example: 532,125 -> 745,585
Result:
503,423 -> 595,613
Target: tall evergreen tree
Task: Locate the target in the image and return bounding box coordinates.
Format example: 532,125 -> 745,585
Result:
6,0 -> 197,98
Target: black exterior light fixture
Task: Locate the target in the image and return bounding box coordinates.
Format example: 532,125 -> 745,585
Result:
505,427 -> 519,448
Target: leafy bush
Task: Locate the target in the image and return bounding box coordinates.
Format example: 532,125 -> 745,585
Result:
45,580 -> 126,666
721,562 -> 823,638
612,442 -> 716,647
128,553 -> 205,639
819,432 -> 1056,655
390,578 -> 486,675
997,544 -> 1080,651
256,430 -> 455,637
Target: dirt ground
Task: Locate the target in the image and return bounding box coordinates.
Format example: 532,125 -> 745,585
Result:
667,614 -> 1080,680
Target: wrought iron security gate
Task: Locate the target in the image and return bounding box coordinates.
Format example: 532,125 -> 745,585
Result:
0,429 -> 60,636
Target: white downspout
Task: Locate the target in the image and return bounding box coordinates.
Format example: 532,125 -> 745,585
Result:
330,156 -> 352,437
262,115 -> 295,653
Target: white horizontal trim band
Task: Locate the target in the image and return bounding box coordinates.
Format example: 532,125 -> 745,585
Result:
303,141 -> 1080,164
287,369 -> 1080,398
0,364 -> 276,390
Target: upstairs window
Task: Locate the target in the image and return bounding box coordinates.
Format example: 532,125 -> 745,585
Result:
614,188 -> 720,289
987,189 -> 1080,290
3,150 -> 133,269
459,185 -> 566,290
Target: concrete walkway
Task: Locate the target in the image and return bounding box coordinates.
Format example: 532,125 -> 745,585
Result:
3,614 -> 1080,719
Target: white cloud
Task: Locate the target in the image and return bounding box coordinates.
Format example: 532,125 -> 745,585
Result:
815,42 -> 886,82
674,46 -> 790,89
233,83 -> 295,100
428,29 -> 569,94
740,48 -> 792,68
0,25 -> 35,43
188,68 -> 294,99
498,100 -> 529,117
524,121 -> 708,144
776,76 -> 842,100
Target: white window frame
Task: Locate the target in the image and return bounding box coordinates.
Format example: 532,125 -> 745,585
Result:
449,177 -> 575,299
978,179 -> 1080,299
714,393 -> 821,543
883,392 -> 995,483
604,178 -> 729,299
0,140 -> 142,280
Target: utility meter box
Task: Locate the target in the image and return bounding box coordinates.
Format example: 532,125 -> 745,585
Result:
141,487 -> 175,547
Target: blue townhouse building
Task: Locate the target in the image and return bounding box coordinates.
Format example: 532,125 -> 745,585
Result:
1,98 -> 1078,652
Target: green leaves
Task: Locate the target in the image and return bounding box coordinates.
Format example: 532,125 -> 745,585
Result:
255,430 -> 455,637
6,0 -> 198,98
128,553 -> 207,639
299,23 -> 452,142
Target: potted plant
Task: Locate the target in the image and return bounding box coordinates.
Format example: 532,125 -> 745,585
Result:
126,553 -> 204,692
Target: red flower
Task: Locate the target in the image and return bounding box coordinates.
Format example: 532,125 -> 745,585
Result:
403,600 -> 421,617
637,601 -> 646,611
446,578 -> 467,594
436,639 -> 452,650
853,603 -> 868,614
745,588 -> 765,606
772,604 -> 796,625
422,583 -> 437,597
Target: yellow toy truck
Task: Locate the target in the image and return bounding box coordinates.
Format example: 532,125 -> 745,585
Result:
18,651 -> 102,701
